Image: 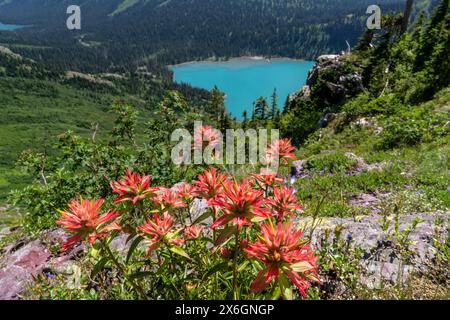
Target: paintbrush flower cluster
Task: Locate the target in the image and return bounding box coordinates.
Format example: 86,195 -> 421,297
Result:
56,139 -> 319,300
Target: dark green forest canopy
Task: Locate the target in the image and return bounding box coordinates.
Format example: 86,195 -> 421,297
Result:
0,0 -> 437,73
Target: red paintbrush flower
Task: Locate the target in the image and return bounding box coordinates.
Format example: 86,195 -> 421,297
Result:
110,170 -> 159,204
266,139 -> 297,165
56,198 -> 119,251
152,188 -> 186,212
184,225 -> 204,240
265,186 -> 303,221
174,182 -> 196,203
244,222 -> 319,298
193,168 -> 228,200
250,172 -> 284,189
219,247 -> 233,258
194,125 -> 221,149
138,212 -> 184,254
209,180 -> 270,229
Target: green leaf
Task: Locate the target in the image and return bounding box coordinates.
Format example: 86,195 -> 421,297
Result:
126,236 -> 145,264
192,211 -> 212,224
215,225 -> 237,246
169,246 -> 190,259
278,274 -> 293,300
270,286 -> 281,300
91,257 -> 109,278
203,261 -> 229,280
237,260 -> 249,272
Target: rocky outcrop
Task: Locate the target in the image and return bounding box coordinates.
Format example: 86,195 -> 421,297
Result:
297,212 -> 449,289
288,85 -> 311,103
0,229 -> 85,300
0,240 -> 50,299
288,54 -> 364,109
0,46 -> 22,60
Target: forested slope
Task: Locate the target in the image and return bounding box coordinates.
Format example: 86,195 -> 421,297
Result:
0,0 -> 434,72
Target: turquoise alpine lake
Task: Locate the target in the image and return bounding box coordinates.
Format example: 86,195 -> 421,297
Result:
0,22 -> 26,30
171,58 -> 315,119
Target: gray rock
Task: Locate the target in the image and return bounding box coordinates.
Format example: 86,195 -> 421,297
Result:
349,193 -> 379,207
339,73 -> 364,94
291,160 -> 307,177
289,53 -> 365,108
362,261 -> 412,289
298,212 -> 449,288
317,54 -> 340,63
316,113 -> 337,129
289,85 -> 311,102
191,198 -> 211,224
110,233 -> 132,256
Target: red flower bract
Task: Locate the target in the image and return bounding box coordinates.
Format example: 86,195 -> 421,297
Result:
138,212 -> 184,254
250,172 -> 284,189
110,170 -> 159,204
266,139 -> 297,165
209,180 -> 269,229
152,188 -> 186,212
244,222 -> 319,297
193,167 -> 228,200
194,125 -> 221,149
265,186 -> 303,221
174,182 -> 196,203
56,198 -> 119,251
184,225 -> 204,240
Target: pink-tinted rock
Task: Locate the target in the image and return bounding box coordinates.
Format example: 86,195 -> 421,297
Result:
0,240 -> 50,300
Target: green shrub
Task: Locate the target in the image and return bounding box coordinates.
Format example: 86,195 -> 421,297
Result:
305,152 -> 358,174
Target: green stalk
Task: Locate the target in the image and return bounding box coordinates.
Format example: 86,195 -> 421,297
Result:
232,228 -> 240,299
101,240 -> 147,300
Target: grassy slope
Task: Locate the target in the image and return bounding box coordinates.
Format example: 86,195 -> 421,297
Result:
0,76 -> 147,202
295,88 -> 450,218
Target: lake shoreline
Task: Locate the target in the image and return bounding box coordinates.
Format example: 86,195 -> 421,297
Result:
0,21 -> 28,31
171,58 -> 315,119
168,56 -> 307,68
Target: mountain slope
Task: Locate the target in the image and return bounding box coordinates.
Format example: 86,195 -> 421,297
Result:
0,46 -> 212,202
0,0 -> 424,72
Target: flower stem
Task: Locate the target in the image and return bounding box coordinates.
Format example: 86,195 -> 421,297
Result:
232,228 -> 240,299
101,240 -> 147,300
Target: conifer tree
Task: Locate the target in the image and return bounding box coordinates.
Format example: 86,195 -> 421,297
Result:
270,88 -> 279,119
210,85 -> 226,123
401,0 -> 414,34
414,0 -> 449,71
412,11 -> 427,41
253,97 -> 269,120
355,29 -> 374,52
242,110 -> 249,130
